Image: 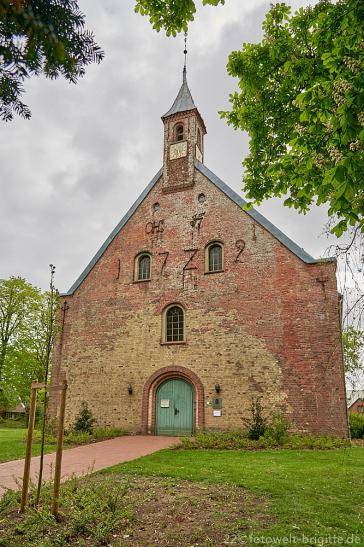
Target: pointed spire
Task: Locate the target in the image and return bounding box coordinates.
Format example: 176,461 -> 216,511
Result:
162,66 -> 197,119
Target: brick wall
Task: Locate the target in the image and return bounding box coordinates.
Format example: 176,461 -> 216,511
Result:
49,168 -> 348,437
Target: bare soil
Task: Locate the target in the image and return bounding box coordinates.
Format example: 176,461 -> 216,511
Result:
111,475 -> 272,546
0,474 -> 272,546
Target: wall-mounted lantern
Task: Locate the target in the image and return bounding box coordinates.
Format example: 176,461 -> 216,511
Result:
127,384 -> 133,395
215,384 -> 221,394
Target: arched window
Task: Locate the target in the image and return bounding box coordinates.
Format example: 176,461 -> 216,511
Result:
206,242 -> 223,273
175,124 -> 184,142
165,305 -> 184,342
136,253 -> 151,281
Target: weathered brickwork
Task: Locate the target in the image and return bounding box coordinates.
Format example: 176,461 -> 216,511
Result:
162,109 -> 205,192
49,76 -> 348,437
49,165 -> 348,437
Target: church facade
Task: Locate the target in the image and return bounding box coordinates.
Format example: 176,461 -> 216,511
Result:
49,70 -> 348,437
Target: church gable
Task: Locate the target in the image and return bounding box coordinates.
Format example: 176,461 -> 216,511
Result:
64,161 -> 326,297
63,66 -> 329,297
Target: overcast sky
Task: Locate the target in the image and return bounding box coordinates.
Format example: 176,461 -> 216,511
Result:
0,0 -> 338,293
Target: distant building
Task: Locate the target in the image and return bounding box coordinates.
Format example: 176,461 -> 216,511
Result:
1,401 -> 26,419
347,390 -> 364,414
49,68 -> 348,437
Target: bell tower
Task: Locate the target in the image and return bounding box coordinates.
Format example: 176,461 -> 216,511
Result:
161,66 -> 206,193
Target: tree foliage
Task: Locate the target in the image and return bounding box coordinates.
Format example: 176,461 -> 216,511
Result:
349,412 -> 364,439
0,0 -> 104,121
242,397 -> 268,440
134,0 -> 224,36
136,0 -> 363,235
0,276 -> 59,408
221,0 -> 364,236
73,401 -> 97,434
342,326 -> 364,389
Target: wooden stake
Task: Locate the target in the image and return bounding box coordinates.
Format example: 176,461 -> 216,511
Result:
52,380 -> 67,516
20,386 -> 37,512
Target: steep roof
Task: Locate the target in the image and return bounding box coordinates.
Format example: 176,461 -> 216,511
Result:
63,161 -> 329,296
347,390 -> 364,407
162,67 -> 197,119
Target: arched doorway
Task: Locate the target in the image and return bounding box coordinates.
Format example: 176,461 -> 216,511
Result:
156,378 -> 193,436
141,365 -> 205,435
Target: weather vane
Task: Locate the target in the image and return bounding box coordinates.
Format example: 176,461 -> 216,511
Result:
184,31 -> 188,70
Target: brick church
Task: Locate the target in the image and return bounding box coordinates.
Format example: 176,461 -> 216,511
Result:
50,68 -> 348,437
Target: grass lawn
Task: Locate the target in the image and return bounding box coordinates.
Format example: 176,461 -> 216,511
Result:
0,446 -> 363,545
0,425 -> 127,463
0,428 -> 55,463
103,447 -> 364,545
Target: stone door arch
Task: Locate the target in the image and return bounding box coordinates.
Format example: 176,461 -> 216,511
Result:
141,366 -> 205,434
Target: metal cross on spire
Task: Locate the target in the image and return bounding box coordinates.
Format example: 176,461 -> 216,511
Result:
183,31 -> 188,83
184,31 -> 188,69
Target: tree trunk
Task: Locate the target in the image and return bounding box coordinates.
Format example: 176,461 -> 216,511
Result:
0,344 -> 7,385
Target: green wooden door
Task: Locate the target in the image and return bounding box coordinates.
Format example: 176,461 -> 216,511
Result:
156,378 -> 193,436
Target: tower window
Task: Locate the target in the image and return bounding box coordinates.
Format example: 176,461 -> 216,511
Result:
165,305 -> 185,342
206,242 -> 223,273
175,124 -> 184,142
136,253 -> 151,281
197,128 -> 202,150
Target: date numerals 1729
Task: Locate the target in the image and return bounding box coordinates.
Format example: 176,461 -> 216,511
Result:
153,240 -> 246,276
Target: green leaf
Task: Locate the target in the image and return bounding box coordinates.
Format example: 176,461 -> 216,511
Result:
243,202 -> 254,211
335,182 -> 347,199
333,165 -> 346,184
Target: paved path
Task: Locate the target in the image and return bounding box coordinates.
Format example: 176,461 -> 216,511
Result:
0,436 -> 180,496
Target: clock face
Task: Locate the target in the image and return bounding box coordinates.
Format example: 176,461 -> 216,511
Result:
169,141 -> 187,160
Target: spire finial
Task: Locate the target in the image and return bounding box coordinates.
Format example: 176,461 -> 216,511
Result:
183,31 -> 188,83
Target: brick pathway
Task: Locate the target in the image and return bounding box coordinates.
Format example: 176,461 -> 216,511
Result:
0,435 -> 180,496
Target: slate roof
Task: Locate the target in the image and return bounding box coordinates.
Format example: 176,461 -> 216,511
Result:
162,67 -> 197,119
63,161 -> 330,296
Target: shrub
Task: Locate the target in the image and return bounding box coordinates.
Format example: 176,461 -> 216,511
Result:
73,402 -> 97,434
29,425 -> 127,446
264,412 -> 290,445
179,431 -> 350,450
242,397 -> 268,440
0,473 -> 132,546
0,416 -> 27,428
31,430 -> 57,445
92,426 -> 127,440
31,417 -> 60,444
179,431 -> 249,450
349,412 -> 364,439
65,427 -> 127,445
34,402 -> 44,427
64,431 -> 93,445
